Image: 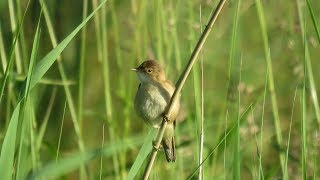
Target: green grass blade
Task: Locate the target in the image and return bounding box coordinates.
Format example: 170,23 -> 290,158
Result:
15,0 -> 28,72
99,1 -> 121,178
0,1 -> 107,178
230,0 -> 241,179
28,149 -> 103,179
78,0 -> 88,129
22,16 -> 41,99
28,136 -> 144,179
297,0 -> 320,128
16,11 -> 41,179
306,0 -> 320,43
304,45 -> 320,127
55,100 -> 67,162
305,47 -> 320,129
40,1 -> 108,178
0,0 -> 31,104
254,0 -> 285,175
8,0 -> 23,74
127,129 -> 157,180
258,69 -> 268,180
0,23 -> 7,71
29,0 -> 107,89
91,0 -> 103,63
304,0 -> 320,127
99,124 -> 105,180
187,102 -> 254,180
36,88 -> 57,151
0,102 -> 21,180
0,9 -> 41,179
301,9 -> 307,178
301,62 -> 307,180
0,74 -> 75,85
284,86 -> 298,180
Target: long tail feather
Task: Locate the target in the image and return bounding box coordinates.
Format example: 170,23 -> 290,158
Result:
162,123 -> 176,162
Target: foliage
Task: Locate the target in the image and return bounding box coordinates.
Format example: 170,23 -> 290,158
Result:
0,0 -> 319,179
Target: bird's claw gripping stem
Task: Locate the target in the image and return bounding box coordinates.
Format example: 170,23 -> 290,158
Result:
152,140 -> 161,151
163,114 -> 170,122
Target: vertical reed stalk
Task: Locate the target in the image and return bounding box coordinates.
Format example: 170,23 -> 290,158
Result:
254,0 -> 285,175
40,0 -> 87,178
99,1 -> 121,178
8,0 -> 23,74
0,24 -> 7,71
198,5 -> 205,180
143,0 -> 227,178
78,0 -> 88,133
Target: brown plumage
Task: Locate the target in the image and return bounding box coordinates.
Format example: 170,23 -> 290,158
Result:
132,60 -> 180,162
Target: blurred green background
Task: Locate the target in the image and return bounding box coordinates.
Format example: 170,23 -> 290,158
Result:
0,0 -> 320,179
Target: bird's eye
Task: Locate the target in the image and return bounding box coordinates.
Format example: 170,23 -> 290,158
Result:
147,69 -> 152,73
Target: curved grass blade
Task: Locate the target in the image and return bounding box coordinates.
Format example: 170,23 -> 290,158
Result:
27,136 -> 144,179
29,0 -> 107,89
306,0 -> 320,43
27,150 -> 100,180
127,128 -> 157,180
0,1 -> 107,179
0,0 -> 31,104
0,102 -> 21,180
16,12 -> 42,179
0,8 -> 41,180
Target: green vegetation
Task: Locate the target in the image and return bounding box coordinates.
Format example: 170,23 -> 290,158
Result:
0,0 -> 319,179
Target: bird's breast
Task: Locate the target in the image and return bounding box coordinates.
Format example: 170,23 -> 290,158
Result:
134,83 -> 170,127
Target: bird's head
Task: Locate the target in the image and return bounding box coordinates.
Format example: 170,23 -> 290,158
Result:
131,60 -> 166,83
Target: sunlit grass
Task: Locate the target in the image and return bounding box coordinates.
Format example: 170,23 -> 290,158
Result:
0,0 -> 319,179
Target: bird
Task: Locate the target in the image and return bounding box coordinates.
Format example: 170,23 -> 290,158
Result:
132,60 -> 180,162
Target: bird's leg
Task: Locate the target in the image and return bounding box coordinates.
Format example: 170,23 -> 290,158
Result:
152,140 -> 162,151
152,128 -> 163,151
162,113 -> 171,122
151,114 -> 171,151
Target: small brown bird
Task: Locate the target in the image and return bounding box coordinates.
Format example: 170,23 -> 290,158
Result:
132,60 -> 180,162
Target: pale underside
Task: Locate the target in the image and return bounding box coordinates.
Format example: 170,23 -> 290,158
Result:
134,71 -> 179,127
134,83 -> 170,128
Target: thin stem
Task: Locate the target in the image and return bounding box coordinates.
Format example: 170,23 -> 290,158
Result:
284,86 -> 298,180
255,0 -> 285,175
259,68 -> 268,180
56,100 -> 67,162
99,2 -> 121,178
99,123 -> 105,180
78,0 -> 88,135
8,0 -> 23,74
198,4 -> 204,180
142,0 -> 227,179
0,0 -> 31,104
0,24 -> 7,71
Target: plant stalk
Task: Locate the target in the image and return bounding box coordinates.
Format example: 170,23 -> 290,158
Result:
142,0 -> 227,179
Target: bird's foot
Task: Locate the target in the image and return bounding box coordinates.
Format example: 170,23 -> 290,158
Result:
162,114 -> 171,122
152,140 -> 162,151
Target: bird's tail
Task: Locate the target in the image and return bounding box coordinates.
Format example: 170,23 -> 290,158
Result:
162,122 -> 176,162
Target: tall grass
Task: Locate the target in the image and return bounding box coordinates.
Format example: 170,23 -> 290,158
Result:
229,0 -> 241,179
255,0 -> 285,176
0,0 -> 31,104
8,0 -> 23,74
99,1 -> 121,178
284,86 -> 297,180
0,0 -> 107,179
0,0 -> 320,179
298,0 -> 320,178
258,68 -> 268,180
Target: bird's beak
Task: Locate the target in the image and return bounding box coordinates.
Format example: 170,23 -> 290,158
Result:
131,68 -> 138,72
